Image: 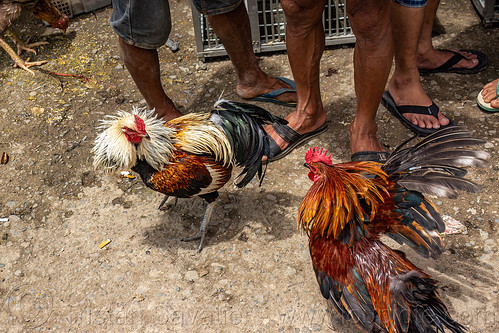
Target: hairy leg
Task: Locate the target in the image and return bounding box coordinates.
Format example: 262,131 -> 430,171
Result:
347,0 -> 392,154
416,0 -> 478,70
264,0 -> 327,152
118,37 -> 182,122
208,2 -> 296,103
388,2 -> 449,130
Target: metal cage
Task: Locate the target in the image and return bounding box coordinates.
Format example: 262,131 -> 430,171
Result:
470,0 -> 499,25
50,0 -> 111,18
192,0 -> 355,61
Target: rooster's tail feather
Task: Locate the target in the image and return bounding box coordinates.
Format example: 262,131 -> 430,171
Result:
381,126 -> 488,257
390,271 -> 466,333
211,100 -> 287,187
384,126 -> 489,183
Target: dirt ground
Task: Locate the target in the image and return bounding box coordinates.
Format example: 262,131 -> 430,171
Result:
0,1 -> 497,332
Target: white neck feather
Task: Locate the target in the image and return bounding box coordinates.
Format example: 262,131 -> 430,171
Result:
92,108 -> 176,172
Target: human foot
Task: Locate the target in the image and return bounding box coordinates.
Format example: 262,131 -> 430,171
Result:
264,110 -> 327,161
382,90 -> 454,137
236,76 -> 297,106
477,79 -> 499,112
151,99 -> 183,122
386,83 -> 449,130
349,122 -> 384,154
417,49 -> 488,75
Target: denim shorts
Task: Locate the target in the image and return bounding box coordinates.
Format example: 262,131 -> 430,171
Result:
110,0 -> 172,49
192,0 -> 242,15
111,0 -> 243,49
393,0 -> 428,7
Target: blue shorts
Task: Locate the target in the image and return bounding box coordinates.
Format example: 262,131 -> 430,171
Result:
110,0 -> 242,49
393,0 -> 428,8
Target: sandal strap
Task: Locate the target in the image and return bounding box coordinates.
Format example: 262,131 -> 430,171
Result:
436,50 -> 464,71
398,102 -> 440,118
275,76 -> 296,90
272,123 -> 301,143
259,87 -> 296,98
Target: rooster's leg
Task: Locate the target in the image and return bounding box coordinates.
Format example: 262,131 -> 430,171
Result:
0,36 -> 47,75
158,196 -> 178,210
6,29 -> 48,55
181,201 -> 216,253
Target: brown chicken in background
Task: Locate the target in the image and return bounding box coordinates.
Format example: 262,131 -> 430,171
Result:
0,0 -> 69,74
299,126 -> 488,332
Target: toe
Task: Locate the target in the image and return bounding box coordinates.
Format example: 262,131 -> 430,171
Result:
483,89 -> 496,103
424,118 -> 436,129
490,99 -> 499,109
416,118 -> 428,129
438,113 -> 450,126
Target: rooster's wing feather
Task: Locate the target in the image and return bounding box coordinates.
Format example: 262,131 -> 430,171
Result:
132,151 -> 231,199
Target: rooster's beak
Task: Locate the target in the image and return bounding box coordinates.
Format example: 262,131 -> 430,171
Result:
144,133 -> 150,140
304,163 -> 309,168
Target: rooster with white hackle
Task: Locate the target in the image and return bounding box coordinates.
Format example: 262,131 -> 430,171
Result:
93,100 -> 287,252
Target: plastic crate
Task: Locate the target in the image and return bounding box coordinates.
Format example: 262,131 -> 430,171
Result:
50,0 -> 111,18
470,0 -> 499,25
192,0 -> 355,61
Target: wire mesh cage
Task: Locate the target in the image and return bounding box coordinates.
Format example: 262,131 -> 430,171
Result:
50,0 -> 111,18
192,0 -> 355,61
470,0 -> 499,25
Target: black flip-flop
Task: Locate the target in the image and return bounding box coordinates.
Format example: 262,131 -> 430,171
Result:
350,151 -> 389,163
381,91 -> 455,137
267,122 -> 328,162
418,49 -> 488,76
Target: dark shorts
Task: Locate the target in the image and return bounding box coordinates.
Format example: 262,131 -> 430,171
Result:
110,0 -> 242,49
192,0 -> 242,15
393,0 -> 428,8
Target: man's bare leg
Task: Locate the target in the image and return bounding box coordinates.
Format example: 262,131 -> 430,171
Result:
208,2 -> 296,104
263,0 -> 327,152
347,0 -> 393,154
416,0 -> 478,71
388,2 -> 449,130
118,37 -> 182,122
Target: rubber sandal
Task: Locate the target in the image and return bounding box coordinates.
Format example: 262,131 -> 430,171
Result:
382,91 -> 455,137
477,80 -> 499,112
268,122 -> 328,162
418,49 -> 488,76
246,77 -> 297,107
350,151 -> 389,163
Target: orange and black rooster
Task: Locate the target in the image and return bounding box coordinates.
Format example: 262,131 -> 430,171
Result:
299,126 -> 488,333
93,100 -> 286,252
0,0 -> 69,74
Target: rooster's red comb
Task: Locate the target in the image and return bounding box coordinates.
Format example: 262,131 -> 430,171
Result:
134,115 -> 146,134
305,147 -> 332,165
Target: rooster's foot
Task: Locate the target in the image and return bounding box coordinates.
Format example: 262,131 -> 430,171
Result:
180,201 -> 215,253
158,196 -> 178,210
13,57 -> 48,75
1,36 -> 47,75
181,227 -> 206,254
17,41 -> 49,55
5,29 -> 48,55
